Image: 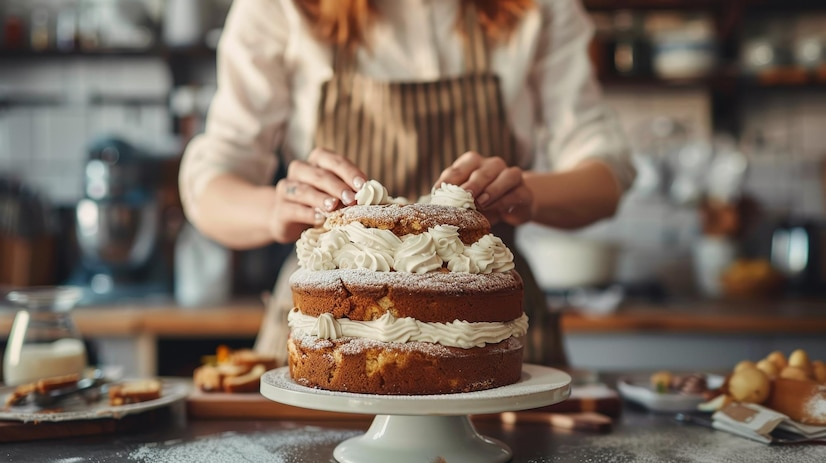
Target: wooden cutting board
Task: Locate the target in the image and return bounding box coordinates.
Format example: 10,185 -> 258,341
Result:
186,388 -> 372,421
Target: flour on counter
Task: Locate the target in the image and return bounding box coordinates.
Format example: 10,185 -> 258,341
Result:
128,427 -> 360,463
535,426 -> 825,463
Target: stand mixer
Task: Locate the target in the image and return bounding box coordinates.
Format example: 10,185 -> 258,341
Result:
69,136 -> 170,304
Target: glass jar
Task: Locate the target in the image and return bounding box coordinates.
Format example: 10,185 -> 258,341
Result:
3,286 -> 87,386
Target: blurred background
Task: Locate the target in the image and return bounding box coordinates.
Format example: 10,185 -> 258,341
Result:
0,0 -> 825,376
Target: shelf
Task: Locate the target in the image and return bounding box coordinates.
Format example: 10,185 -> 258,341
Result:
0,95 -> 64,107
583,0 -> 725,11
598,74 -> 729,89
0,94 -> 167,109
0,46 -> 216,61
584,0 -> 825,11
599,70 -> 826,91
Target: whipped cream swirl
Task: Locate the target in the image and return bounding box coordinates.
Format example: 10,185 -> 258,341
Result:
289,309 -> 529,349
343,222 -> 402,251
296,180 -> 515,273
430,182 -> 476,210
429,225 -> 465,261
393,233 -> 442,273
337,243 -> 394,272
355,179 -> 390,205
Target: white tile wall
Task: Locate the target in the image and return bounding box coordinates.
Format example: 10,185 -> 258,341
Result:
739,91 -> 826,160
603,86 -> 713,150
0,57 -> 176,205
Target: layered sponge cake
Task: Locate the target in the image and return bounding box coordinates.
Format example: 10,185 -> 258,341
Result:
287,180 -> 527,395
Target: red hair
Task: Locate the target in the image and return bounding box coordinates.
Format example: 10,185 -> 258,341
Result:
293,0 -> 535,49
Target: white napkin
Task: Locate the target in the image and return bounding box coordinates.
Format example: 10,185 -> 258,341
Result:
712,402 -> 826,444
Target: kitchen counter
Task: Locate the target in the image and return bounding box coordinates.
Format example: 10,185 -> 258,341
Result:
2,297 -> 824,338
562,298 -> 826,334
2,396 -> 825,462
1,297 -> 825,376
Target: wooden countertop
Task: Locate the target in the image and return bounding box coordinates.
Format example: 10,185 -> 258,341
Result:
1,297 -> 825,339
561,298 -> 826,335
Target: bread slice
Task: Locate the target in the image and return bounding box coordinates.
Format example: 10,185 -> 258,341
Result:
109,379 -> 162,406
4,373 -> 82,407
35,373 -> 81,394
223,364 -> 267,393
193,346 -> 276,393
229,349 -> 277,371
4,382 -> 36,407
194,363 -> 249,392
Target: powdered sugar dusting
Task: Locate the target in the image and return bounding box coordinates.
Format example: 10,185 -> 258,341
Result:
536,424 -> 826,463
289,268 -> 522,294
128,428 -> 358,463
805,389 -> 826,422
326,203 -> 489,237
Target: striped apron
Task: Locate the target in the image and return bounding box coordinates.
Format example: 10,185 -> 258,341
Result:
256,7 -> 568,367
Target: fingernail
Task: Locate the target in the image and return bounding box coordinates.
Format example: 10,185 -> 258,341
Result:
341,190 -> 355,205
477,193 -> 490,205
324,197 -> 337,211
353,177 -> 366,189
314,210 -> 326,224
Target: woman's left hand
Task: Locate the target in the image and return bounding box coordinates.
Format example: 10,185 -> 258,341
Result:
434,151 -> 533,226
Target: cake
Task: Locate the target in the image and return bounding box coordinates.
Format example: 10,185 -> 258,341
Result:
286,180 -> 527,395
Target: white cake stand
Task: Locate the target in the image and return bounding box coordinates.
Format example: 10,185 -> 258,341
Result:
260,364 -> 571,463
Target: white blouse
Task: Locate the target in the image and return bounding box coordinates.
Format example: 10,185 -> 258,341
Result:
179,0 -> 635,221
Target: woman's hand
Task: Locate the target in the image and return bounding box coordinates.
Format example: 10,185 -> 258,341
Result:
269,148 -> 367,242
434,151 -> 533,226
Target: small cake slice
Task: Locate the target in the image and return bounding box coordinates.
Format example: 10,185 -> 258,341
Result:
108,379 -> 162,406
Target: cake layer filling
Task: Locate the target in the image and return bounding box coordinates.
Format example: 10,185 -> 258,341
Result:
288,309 -> 528,349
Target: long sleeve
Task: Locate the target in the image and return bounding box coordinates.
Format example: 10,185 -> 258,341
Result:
531,0 -> 636,191
178,0 -> 292,223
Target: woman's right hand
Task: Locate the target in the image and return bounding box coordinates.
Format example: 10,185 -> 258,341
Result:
268,148 -> 367,243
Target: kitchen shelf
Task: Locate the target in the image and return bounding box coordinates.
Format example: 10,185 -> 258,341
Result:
583,0 -> 724,11
599,69 -> 826,90
0,94 -> 167,109
0,45 -> 215,61
584,0 -> 825,11
0,95 -> 64,108
0,48 -> 159,59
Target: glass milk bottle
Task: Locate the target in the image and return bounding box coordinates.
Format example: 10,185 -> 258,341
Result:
3,286 -> 88,386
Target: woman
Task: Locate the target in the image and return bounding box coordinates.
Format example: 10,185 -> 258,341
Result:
179,0 -> 635,367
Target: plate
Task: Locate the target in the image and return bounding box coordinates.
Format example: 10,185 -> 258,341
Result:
261,364 -> 572,416
617,374 -> 724,413
0,378 -> 190,423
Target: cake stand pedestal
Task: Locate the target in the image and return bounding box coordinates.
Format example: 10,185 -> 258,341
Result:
260,364 -> 571,463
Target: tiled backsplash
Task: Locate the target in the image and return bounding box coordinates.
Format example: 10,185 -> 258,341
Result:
0,57 -> 176,205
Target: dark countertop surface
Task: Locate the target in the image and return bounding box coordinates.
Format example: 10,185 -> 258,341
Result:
3,401 -> 825,462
